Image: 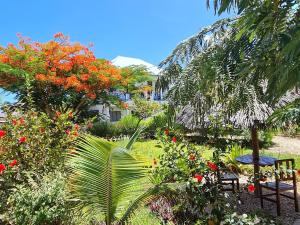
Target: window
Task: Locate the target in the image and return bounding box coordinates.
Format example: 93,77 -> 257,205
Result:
110,111 -> 121,122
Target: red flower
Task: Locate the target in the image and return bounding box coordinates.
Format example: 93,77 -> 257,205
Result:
9,159 -> 17,167
164,129 -> 169,136
68,112 -> 73,118
39,127 -> 45,133
74,124 -> 80,130
0,130 -> 6,138
65,129 -> 71,135
19,117 -> 25,125
73,131 -> 79,137
194,174 -> 203,183
0,164 -> 6,174
172,137 -> 177,143
19,136 -> 26,143
55,111 -> 61,117
207,162 -> 218,171
297,169 -> 300,176
248,184 -> 255,192
189,153 -> 196,161
12,119 -> 17,126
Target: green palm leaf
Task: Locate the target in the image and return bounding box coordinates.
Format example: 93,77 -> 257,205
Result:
67,134 -> 147,225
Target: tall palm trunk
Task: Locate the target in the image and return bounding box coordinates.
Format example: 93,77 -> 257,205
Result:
251,124 -> 260,196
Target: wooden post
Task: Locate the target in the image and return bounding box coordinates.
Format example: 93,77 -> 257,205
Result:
251,122 -> 260,196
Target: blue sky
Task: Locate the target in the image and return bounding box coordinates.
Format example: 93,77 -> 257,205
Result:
0,0 -> 228,102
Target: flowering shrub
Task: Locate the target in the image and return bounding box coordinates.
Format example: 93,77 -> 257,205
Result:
0,107 -> 82,173
152,129 -> 229,224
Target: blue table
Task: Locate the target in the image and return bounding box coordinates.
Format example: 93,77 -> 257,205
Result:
235,154 -> 277,166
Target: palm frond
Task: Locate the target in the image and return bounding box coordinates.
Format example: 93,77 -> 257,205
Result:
67,135 -> 147,224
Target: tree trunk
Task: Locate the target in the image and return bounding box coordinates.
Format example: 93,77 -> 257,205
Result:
251,125 -> 260,196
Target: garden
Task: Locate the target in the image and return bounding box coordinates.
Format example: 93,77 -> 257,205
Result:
0,0 -> 300,225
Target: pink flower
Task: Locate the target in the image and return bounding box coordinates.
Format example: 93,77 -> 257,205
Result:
65,129 -> 71,135
0,130 -> 6,138
19,136 -> 26,143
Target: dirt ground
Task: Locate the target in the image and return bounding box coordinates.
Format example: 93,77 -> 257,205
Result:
267,136 -> 300,155
234,176 -> 300,225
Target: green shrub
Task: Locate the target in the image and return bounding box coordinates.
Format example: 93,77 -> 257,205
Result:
0,107 -> 82,173
114,115 -> 140,136
89,120 -> 115,137
2,172 -> 76,225
259,130 -> 274,148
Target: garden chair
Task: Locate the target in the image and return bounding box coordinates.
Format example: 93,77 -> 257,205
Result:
259,159 -> 299,216
218,169 -> 240,193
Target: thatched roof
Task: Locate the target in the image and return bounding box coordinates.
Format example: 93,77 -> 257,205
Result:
176,90 -> 300,130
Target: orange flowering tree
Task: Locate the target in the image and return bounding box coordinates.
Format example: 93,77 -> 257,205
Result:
0,33 -> 139,117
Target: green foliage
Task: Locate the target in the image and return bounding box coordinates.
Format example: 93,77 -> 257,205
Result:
259,130 -> 274,148
88,120 -> 115,137
222,143 -> 245,173
0,107 -> 81,173
67,128 -> 157,225
152,129 -> 230,224
131,96 -> 161,121
114,115 -> 140,136
2,172 -> 76,225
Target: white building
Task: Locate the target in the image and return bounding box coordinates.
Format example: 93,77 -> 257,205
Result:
90,56 -> 163,122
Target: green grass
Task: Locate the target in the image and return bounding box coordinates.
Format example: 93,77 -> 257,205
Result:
127,207 -> 173,225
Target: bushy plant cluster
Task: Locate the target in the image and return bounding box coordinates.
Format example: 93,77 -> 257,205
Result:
2,172 -> 79,225
0,107 -> 84,225
151,129 -> 228,224
150,129 -> 275,225
0,107 -> 81,173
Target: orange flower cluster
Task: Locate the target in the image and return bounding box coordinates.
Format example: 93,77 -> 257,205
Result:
0,33 -> 126,99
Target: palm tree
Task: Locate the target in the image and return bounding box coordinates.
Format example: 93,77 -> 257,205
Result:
67,127 -> 160,225
158,2 -> 300,193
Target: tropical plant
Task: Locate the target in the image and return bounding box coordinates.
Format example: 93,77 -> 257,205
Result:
159,0 -> 300,195
0,33 -> 149,118
2,172 -> 76,225
0,106 -> 82,173
114,115 -> 141,136
131,96 -> 161,125
67,127 -> 160,225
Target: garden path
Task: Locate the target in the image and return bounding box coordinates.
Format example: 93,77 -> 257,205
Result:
267,136 -> 300,155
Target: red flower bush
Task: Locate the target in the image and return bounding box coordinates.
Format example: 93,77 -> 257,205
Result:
9,159 -> 17,167
0,164 -> 6,173
0,130 -> 6,138
207,162 -> 218,171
